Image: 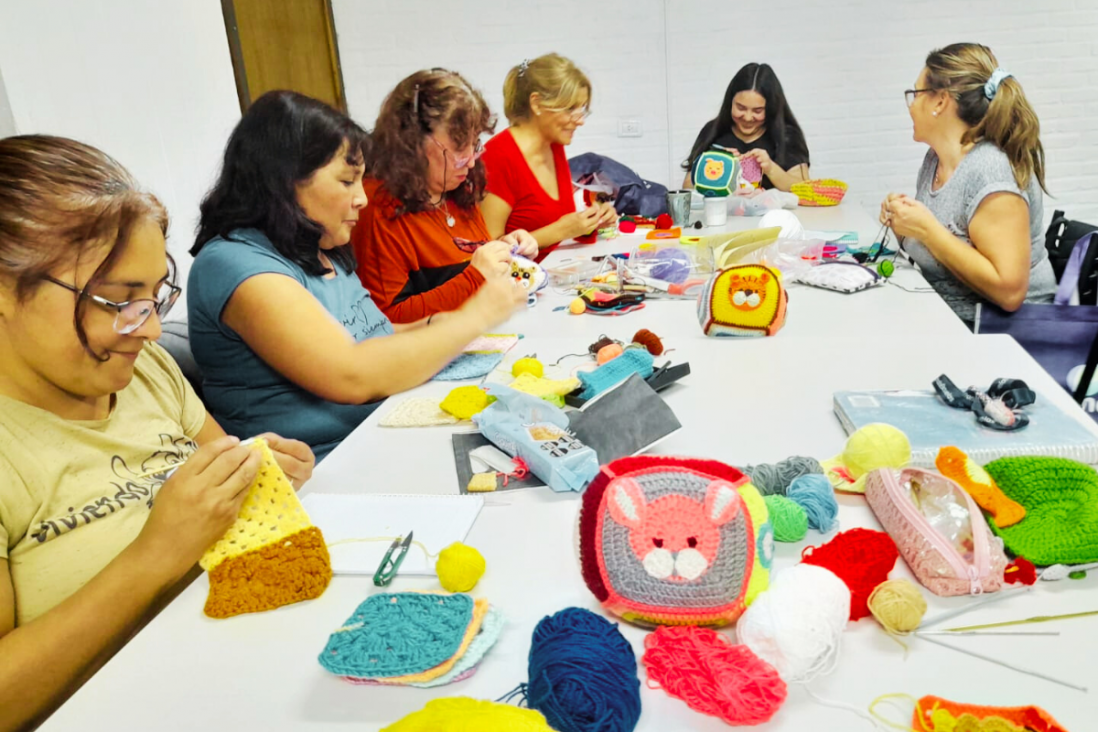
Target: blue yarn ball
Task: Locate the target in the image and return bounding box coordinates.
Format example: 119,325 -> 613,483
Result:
787,473 -> 839,532
527,607 -> 641,732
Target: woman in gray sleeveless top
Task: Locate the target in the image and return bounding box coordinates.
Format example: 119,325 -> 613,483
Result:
880,43 -> 1055,328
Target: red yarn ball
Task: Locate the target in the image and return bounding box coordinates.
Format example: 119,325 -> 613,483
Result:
801,528 -> 899,620
655,213 -> 674,230
643,626 -> 787,726
631,329 -> 664,356
619,220 -> 637,234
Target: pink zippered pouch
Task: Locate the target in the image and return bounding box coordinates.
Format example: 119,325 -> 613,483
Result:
865,467 -> 1006,596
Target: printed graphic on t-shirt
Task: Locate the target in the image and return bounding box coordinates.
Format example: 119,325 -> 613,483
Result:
30,434 -> 197,544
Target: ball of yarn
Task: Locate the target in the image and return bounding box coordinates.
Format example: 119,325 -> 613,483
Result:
618,220 -> 637,234
736,564 -> 850,683
868,579 -> 927,635
513,357 -> 545,378
381,697 -> 554,732
759,209 -> 804,239
786,474 -> 839,532
650,248 -> 692,284
435,542 -> 486,593
741,456 -> 824,496
843,423 -> 911,479
631,328 -> 664,356
597,343 -> 624,365
763,495 -> 808,542
570,298 -> 587,315
655,213 -> 673,230
643,625 -> 787,726
527,607 -> 641,732
801,528 -> 899,621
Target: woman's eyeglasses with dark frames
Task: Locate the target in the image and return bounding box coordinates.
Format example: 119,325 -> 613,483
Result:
42,275 -> 181,335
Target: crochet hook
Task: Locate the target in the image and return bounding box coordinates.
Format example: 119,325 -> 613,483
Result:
915,630 -> 1060,637
133,437 -> 258,481
946,609 -> 1098,633
917,586 -> 1032,630
916,633 -> 1086,692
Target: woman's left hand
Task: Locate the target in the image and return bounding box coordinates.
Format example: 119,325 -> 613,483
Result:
595,201 -> 619,229
256,433 -> 314,490
740,148 -> 775,175
886,194 -> 937,242
499,230 -> 539,258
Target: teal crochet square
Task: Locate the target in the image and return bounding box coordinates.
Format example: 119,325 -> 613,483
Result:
318,592 -> 474,678
434,352 -> 504,381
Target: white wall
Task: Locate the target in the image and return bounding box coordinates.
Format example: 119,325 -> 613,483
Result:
0,0 -> 241,295
0,67 -> 15,139
333,0 -> 1098,226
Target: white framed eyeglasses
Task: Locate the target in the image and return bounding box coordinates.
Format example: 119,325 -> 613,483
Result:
428,135 -> 483,169
43,275 -> 181,335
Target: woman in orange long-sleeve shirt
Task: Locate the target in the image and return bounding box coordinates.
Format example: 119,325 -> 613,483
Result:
353,68 -> 537,324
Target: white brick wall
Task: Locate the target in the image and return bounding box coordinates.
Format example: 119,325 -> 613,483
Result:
333,0 -> 1098,227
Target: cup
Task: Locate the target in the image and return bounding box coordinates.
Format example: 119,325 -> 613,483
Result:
704,196 -> 728,228
665,189 -> 692,227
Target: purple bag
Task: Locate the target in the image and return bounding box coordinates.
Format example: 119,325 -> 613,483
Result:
976,302 -> 1098,422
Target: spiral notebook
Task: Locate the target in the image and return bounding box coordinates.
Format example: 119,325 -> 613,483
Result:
299,493 -> 483,576
834,389 -> 1098,467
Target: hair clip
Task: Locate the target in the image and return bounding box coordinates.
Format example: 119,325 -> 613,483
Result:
412,83 -> 420,118
518,59 -> 530,77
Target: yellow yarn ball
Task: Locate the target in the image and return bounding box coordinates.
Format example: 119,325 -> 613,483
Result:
843,423 -> 911,478
569,297 -> 587,315
512,357 -> 544,378
381,697 -> 553,732
436,542 -> 486,593
868,579 -> 927,634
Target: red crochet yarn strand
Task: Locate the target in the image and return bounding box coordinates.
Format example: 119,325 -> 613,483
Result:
801,528 -> 899,620
642,626 -> 787,726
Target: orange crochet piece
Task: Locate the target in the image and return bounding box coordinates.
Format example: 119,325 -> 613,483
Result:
913,695 -> 1068,732
204,525 -> 332,619
936,447 -> 1026,527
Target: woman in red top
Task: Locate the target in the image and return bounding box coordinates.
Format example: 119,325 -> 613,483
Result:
353,69 -> 537,324
480,54 -> 617,261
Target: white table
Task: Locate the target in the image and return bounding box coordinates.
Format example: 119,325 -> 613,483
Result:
43,334 -> 1098,732
510,202 -> 970,341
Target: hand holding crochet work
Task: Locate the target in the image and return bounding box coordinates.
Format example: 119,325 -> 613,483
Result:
199,438 -> 332,618
254,432 -> 314,489
136,435 -> 262,579
470,240 -> 513,279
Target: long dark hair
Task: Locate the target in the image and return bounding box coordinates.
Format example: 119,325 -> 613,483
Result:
368,69 -> 495,214
192,90 -> 369,276
683,63 -> 809,173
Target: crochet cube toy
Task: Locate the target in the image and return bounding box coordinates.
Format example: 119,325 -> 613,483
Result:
692,151 -> 739,197
698,263 -> 788,337
578,456 -> 772,627
200,439 -> 332,618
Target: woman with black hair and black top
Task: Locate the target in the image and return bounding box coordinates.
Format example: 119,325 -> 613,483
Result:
188,91 -> 527,461
683,63 -> 811,192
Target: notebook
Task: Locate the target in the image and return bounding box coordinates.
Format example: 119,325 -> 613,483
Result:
299,493 -> 483,576
834,389 -> 1098,467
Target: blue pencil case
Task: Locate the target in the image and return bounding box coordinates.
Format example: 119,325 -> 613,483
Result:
473,385 -> 600,492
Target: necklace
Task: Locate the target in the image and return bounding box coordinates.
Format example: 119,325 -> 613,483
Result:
430,193 -> 455,227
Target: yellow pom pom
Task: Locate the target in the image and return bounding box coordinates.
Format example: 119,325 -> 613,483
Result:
436,542 -> 486,592
843,423 -> 911,478
569,298 -> 587,315
512,357 -> 544,378
868,579 -> 927,634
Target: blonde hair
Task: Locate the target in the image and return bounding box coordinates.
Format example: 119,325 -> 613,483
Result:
502,53 -> 591,124
925,43 -> 1047,193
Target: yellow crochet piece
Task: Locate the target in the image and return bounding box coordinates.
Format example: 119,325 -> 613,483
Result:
200,439 -> 332,618
440,386 -> 495,420
381,697 -> 554,732
466,473 -> 498,493
508,372 -> 581,399
375,599 -> 490,684
933,711 -> 1025,732
936,446 -> 1026,527
200,439 -> 312,570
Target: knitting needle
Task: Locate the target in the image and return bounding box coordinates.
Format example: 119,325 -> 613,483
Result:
946,609 -> 1098,633
916,633 -> 1087,692
915,630 -> 1060,637
917,586 -> 1032,630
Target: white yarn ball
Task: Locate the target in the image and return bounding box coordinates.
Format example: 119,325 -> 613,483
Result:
736,563 -> 850,683
759,210 -> 805,240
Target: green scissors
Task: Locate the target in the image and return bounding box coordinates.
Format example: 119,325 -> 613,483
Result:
373,532 -> 414,587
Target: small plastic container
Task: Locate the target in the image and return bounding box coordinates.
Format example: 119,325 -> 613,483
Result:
545,259 -> 601,287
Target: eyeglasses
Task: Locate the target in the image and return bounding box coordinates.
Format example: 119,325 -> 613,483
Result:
546,106 -> 590,123
43,275 -> 181,335
904,88 -> 935,108
429,135 -> 483,170
452,237 -> 488,254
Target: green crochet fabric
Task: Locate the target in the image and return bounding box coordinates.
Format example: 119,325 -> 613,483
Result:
983,456 -> 1098,565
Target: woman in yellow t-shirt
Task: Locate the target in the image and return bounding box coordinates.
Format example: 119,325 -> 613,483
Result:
0,135 -> 314,729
